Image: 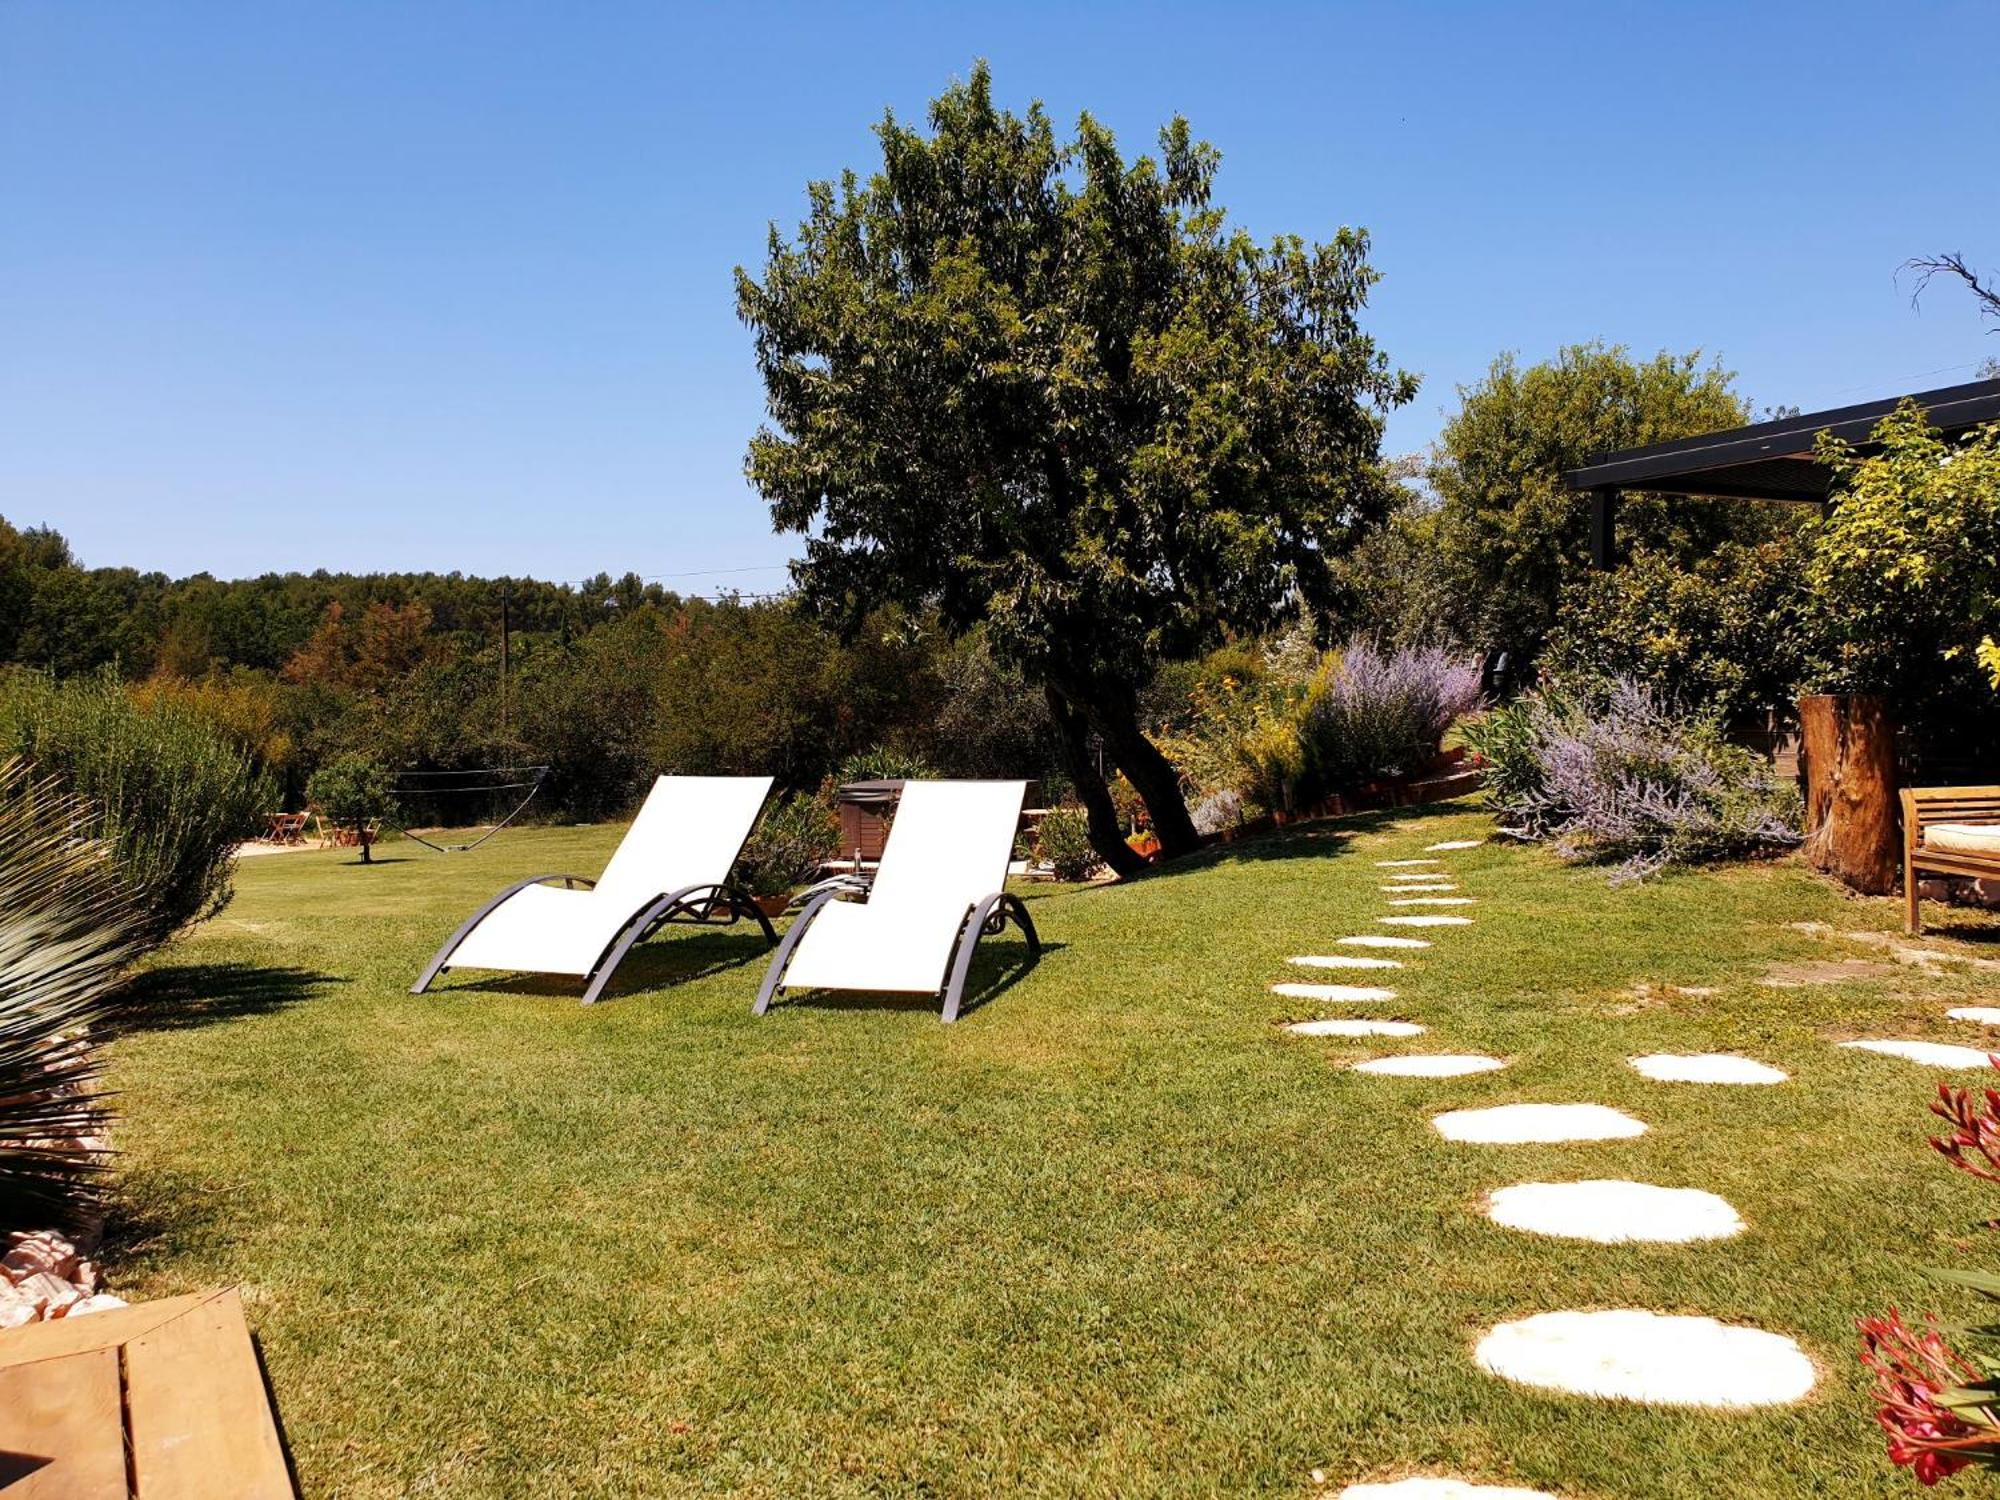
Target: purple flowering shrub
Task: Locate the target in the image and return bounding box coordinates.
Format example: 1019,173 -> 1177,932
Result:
1464,677 -> 1800,882
1293,640 -> 1485,806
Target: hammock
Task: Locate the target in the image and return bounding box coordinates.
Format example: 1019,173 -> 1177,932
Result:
385,765 -> 550,853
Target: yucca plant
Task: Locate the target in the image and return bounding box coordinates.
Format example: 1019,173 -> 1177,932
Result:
0,756 -> 149,1234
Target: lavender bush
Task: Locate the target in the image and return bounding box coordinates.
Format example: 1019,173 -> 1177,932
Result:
1293,640 -> 1485,806
1465,677 -> 1801,882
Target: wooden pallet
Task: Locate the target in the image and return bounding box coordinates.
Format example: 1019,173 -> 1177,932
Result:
0,1288 -> 293,1499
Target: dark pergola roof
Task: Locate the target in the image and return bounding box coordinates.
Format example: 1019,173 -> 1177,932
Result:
1563,377 -> 2000,504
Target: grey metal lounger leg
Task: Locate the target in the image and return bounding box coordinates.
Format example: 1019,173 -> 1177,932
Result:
939,891 -> 1040,1023
578,882 -> 780,1006
752,888 -> 840,1016
410,873 -> 595,995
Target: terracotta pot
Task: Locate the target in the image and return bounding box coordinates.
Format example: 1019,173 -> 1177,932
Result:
752,894 -> 791,920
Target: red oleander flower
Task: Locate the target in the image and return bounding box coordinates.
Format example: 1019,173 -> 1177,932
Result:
1928,1060 -> 2000,1187
1858,1308 -> 1999,1484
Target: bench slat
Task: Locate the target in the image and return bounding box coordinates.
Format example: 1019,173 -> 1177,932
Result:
124,1288 -> 293,1500
0,1347 -> 128,1499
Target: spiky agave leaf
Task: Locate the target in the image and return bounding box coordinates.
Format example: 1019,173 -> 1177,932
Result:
0,756 -> 150,1233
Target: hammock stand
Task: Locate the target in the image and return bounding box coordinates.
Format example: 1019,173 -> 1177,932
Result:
386,765 -> 551,853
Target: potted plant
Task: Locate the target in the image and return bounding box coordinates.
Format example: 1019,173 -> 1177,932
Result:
736,792 -> 839,917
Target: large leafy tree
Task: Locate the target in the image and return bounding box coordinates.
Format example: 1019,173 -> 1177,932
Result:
1424,344 -> 1792,666
737,65 -> 1415,872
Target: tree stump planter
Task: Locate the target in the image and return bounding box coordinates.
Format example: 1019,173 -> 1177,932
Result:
1798,693 -> 1900,896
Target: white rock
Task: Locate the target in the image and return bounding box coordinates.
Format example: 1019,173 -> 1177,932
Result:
1339,935 -> 1431,949
1288,1018 -> 1424,1038
66,1294 -> 129,1318
1948,1007 -> 2000,1027
1627,1054 -> 1788,1085
1388,897 -> 1477,906
1485,1180 -> 1745,1243
1341,1480 -> 1556,1500
1354,1054 -> 1506,1078
1474,1309 -> 1815,1407
1271,982 -> 1397,1002
1380,915 -> 1473,927
1840,1039 -> 1999,1069
1433,1103 -> 1646,1144
1426,839 -> 1486,851
1290,954 -> 1402,971
1376,859 -> 1443,867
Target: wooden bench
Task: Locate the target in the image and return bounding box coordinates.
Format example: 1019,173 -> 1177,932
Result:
0,1288 -> 294,1498
1902,785 -> 2000,935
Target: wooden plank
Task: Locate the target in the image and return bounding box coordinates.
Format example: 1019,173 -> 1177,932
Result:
124,1288 -> 292,1500
0,1348 -> 129,1499
0,1294 -> 209,1371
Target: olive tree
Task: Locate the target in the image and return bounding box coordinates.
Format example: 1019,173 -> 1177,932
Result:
737,65 -> 1414,873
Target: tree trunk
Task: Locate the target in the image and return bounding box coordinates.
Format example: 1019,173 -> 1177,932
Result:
1044,684 -> 1146,879
357,819 -> 373,864
1798,693 -> 1899,896
1090,701 -> 1201,860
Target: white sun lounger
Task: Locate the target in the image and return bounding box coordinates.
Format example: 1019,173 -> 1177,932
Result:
412,774 -> 775,1004
753,779 -> 1040,1023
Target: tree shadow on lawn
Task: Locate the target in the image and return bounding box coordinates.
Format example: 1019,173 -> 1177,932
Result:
765,939 -> 1061,1022
1116,798 -> 1482,885
426,928 -> 778,1003
121,962 -> 346,1033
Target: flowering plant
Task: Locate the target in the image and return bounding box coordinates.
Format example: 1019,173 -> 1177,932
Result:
1857,1068 -> 2000,1484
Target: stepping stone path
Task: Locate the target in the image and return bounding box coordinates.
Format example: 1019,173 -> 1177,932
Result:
1381,915 -> 1472,927
1354,1054 -> 1506,1078
1949,1007 -> 2000,1026
1627,1054 -> 1788,1085
1485,1181 -> 1744,1244
1474,1310 -> 1815,1407
1388,896 -> 1476,906
1288,1018 -> 1423,1038
1840,1039 -> 1999,1069
1290,954 -> 1402,970
1271,982 -> 1397,1003
1339,935 -> 1430,949
1426,839 -> 1485,851
1432,1103 -> 1646,1144
1340,1481 -> 1555,1500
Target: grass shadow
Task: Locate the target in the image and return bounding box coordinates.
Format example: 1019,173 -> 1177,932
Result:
771,939 -> 1061,1021
431,928 -> 777,1002
122,962 -> 345,1033
1112,798 -> 1482,886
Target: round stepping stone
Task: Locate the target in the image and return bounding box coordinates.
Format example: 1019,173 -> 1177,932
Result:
1271,982 -> 1397,1002
1432,1103 -> 1646,1144
1485,1181 -> 1744,1243
1288,1018 -> 1423,1038
1341,1480 -> 1556,1500
1949,1007 -> 2000,1026
1339,935 -> 1430,949
1376,858 -> 1442,867
1627,1054 -> 1788,1085
1354,1054 -> 1506,1078
1389,896 -> 1477,906
1473,1309 -> 1815,1407
1426,839 -> 1486,851
1290,954 -> 1402,970
1381,915 -> 1473,927
1840,1039 -> 1998,1069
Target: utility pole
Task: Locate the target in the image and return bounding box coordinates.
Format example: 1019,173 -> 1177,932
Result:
499,581 -> 511,742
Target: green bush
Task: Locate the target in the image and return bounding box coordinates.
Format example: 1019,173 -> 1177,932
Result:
306,754 -> 393,864
834,745 -> 936,784
1034,806 -> 1102,882
0,669 -> 274,944
736,791 -> 839,898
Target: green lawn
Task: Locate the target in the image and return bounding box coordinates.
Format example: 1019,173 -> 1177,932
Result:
104,806 -> 2000,1497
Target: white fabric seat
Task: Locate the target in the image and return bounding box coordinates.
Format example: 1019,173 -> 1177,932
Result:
417,775 -> 773,994
1925,822 -> 2000,857
764,780 -> 1034,1013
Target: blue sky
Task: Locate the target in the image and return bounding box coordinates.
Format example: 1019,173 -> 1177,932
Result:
1,1 -> 1993,586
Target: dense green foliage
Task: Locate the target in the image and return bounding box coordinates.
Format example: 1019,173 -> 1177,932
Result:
306,755 -> 393,864
0,669 -> 273,943
739,63 -> 1413,873
734,791 -> 840,899
1031,805 -> 1101,881
0,759 -> 149,1232
1418,344 -> 1793,662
